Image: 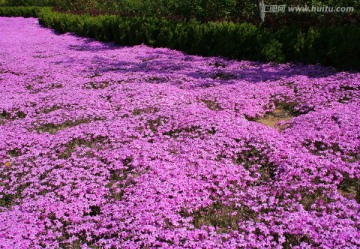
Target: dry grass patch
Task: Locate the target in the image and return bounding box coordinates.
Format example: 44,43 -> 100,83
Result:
256,107 -> 293,129
250,102 -> 301,130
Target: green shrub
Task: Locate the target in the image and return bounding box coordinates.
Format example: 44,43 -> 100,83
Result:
0,6 -> 42,17
5,0 -> 56,6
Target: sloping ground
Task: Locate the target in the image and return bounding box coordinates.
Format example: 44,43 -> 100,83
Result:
0,17 -> 359,248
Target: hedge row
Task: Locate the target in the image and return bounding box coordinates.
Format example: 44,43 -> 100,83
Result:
3,0 -> 360,24
0,6 -> 42,17
0,7 -> 359,70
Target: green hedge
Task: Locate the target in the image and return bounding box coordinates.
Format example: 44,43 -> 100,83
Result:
0,6 -> 43,17
4,0 -> 56,6
0,7 -> 359,70
3,1 -> 358,23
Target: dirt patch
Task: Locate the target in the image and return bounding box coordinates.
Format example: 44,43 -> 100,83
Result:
303,140 -> 359,163
201,99 -> 223,111
233,145 -> 277,184
146,76 -> 169,83
41,105 -> 62,114
56,136 -> 109,159
211,72 -> 237,80
0,110 -> 27,121
180,202 -> 257,233
132,107 -> 159,116
338,174 -> 360,203
83,81 -> 110,89
35,119 -> 91,134
282,233 -> 320,249
146,116 -> 167,133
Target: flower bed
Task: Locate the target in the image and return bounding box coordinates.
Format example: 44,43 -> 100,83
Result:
0,17 -> 359,248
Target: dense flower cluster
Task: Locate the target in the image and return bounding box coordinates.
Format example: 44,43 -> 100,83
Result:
0,17 -> 359,248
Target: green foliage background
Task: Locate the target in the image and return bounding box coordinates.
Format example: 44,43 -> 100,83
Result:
2,1 -> 359,21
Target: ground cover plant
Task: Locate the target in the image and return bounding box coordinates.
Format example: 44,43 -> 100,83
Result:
0,17 -> 359,248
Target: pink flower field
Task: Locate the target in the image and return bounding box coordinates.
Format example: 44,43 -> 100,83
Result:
0,17 -> 359,248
